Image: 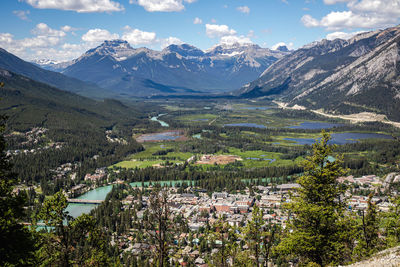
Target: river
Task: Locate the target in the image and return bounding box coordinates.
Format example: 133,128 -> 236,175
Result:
65,185 -> 113,218
150,114 -> 169,127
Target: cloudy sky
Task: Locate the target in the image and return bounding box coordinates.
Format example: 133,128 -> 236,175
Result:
1,0 -> 399,62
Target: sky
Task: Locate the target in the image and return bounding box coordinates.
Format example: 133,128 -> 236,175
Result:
0,0 -> 399,62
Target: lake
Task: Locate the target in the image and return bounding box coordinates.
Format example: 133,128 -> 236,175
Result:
288,121 -> 343,129
285,132 -> 393,145
136,131 -> 184,142
224,123 -> 267,129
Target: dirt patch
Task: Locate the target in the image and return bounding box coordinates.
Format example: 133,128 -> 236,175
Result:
196,154 -> 242,165
136,130 -> 187,143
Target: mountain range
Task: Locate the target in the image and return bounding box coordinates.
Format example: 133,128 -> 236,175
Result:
238,25 -> 400,121
1,24 -> 400,121
39,40 -> 289,97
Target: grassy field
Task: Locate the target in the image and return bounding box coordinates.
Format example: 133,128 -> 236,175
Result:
111,100 -> 398,171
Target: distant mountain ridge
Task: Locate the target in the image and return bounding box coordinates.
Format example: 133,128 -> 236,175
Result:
59,40 -> 289,97
0,48 -> 111,99
237,25 -> 400,121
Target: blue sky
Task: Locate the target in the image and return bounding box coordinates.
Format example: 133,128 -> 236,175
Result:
1,0 -> 399,61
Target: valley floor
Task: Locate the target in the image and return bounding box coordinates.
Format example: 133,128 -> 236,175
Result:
273,100 -> 400,128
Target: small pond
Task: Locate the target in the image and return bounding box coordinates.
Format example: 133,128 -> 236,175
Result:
224,123 -> 267,129
137,131 -> 184,142
239,106 -> 272,110
285,132 -> 393,145
191,119 -> 209,122
288,122 -> 343,129
246,157 -> 276,163
192,133 -> 202,139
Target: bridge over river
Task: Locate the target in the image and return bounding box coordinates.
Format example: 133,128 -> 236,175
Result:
67,198 -> 103,204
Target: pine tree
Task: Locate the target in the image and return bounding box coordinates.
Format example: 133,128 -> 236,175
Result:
384,196 -> 400,246
243,205 -> 263,267
277,131 -> 348,266
363,194 -> 379,251
0,109 -> 36,266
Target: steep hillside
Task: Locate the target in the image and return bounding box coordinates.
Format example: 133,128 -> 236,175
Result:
0,48 -> 111,99
62,40 -> 288,97
0,68 -> 142,131
347,246 -> 400,267
238,25 -> 400,121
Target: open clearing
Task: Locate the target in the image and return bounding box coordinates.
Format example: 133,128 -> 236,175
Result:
196,154 -> 242,165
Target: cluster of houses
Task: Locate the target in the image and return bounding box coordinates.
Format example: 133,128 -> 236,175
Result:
114,184 -> 298,266
84,167 -> 107,182
106,171 -> 400,266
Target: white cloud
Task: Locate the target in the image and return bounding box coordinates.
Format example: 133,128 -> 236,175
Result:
323,0 -> 351,4
205,24 -> 236,38
237,6 -> 250,14
31,23 -> 66,37
13,10 -> 30,21
247,30 -> 255,38
219,35 -> 252,45
301,14 -> 320,27
0,23 -> 81,61
82,29 -> 119,43
23,0 -> 124,13
326,30 -> 365,40
0,33 -> 14,45
271,42 -> 294,50
303,0 -> 400,31
122,26 -> 157,45
61,25 -> 75,32
136,0 -> 196,12
160,36 -> 183,48
193,17 -> 202,24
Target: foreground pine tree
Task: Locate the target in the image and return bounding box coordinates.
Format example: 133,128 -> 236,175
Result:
0,103 -> 36,266
277,131 -> 348,266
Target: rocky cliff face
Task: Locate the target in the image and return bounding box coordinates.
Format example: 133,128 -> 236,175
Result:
238,25 -> 400,121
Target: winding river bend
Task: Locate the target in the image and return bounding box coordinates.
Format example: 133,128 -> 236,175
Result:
150,114 -> 169,127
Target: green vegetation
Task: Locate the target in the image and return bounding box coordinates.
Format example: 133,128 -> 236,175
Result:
0,111 -> 36,266
277,131 -> 348,265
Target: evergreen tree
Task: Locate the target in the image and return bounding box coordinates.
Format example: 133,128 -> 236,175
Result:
0,109 -> 36,266
207,216 -> 239,267
277,131 -> 348,266
143,188 -> 175,267
243,205 -> 263,267
363,194 -> 379,251
384,196 -> 400,246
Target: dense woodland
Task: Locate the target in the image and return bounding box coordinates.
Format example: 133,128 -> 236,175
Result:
2,90 -> 400,266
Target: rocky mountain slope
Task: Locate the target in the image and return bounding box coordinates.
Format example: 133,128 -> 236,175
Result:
61,40 -> 288,97
346,246 -> 400,267
238,25 -> 400,121
0,48 -> 110,99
